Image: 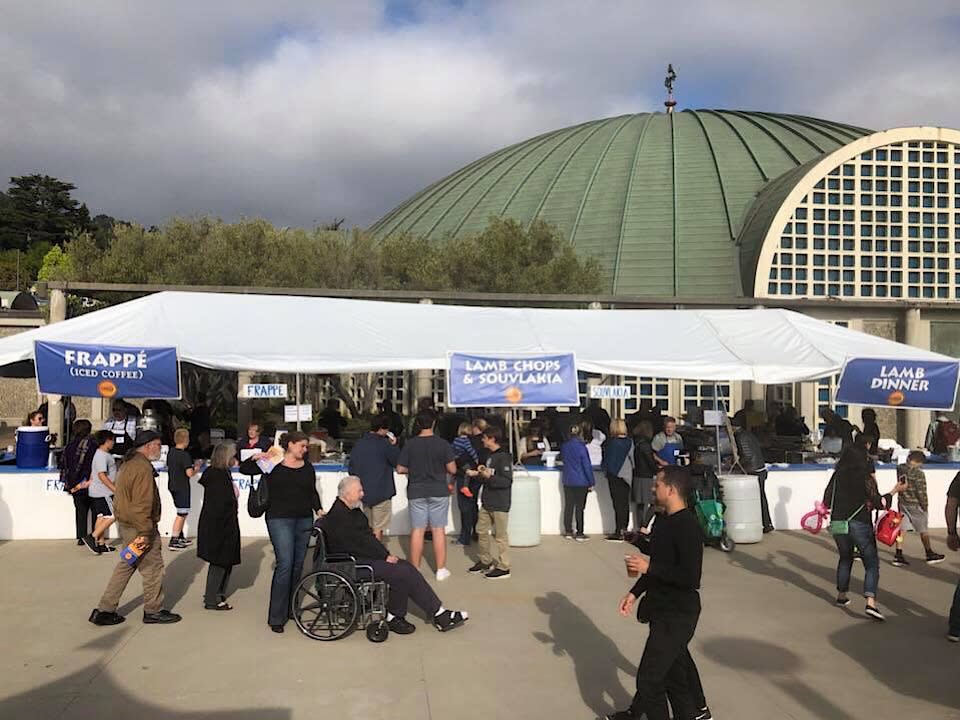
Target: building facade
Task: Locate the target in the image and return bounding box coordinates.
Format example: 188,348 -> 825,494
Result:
372,112 -> 960,446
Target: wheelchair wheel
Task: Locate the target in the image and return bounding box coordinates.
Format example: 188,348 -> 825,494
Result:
365,620 -> 389,643
293,570 -> 359,641
719,532 -> 736,553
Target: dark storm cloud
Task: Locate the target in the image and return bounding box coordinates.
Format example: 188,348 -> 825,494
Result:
1,0 -> 958,228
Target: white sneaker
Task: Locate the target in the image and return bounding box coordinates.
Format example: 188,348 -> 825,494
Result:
436,568 -> 451,582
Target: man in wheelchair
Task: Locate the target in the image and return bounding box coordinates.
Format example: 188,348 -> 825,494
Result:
323,476 -> 469,635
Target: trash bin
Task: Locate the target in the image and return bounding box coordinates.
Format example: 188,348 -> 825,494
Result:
719,474 -> 763,544
507,471 -> 541,547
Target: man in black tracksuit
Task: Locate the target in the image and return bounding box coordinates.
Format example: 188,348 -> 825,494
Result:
608,466 -> 705,720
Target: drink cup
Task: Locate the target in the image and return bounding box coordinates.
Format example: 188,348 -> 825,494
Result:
624,555 -> 639,578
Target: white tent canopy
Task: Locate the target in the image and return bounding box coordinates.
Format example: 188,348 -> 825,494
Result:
0,291 -> 953,384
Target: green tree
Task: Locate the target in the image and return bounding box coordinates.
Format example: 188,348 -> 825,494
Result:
0,174 -> 93,251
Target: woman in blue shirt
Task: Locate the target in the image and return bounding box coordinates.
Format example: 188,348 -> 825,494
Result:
560,423 -> 595,541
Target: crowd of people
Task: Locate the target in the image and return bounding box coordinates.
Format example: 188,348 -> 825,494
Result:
49,393 -> 959,720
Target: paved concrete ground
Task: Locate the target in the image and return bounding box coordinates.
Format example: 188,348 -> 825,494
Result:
1,530 -> 958,719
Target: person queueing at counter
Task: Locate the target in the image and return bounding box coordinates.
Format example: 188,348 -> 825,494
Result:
467,426 -> 513,579
82,431 -> 119,554
166,429 -> 201,551
608,466 -> 705,720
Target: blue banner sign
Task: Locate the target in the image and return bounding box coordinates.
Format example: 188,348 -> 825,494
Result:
35,341 -> 181,399
835,358 -> 960,411
447,352 -> 579,407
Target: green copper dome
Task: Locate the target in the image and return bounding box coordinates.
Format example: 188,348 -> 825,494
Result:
370,110 -> 872,296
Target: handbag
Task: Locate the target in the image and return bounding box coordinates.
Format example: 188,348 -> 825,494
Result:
826,471 -> 863,536
247,474 -> 270,518
875,510 -> 904,546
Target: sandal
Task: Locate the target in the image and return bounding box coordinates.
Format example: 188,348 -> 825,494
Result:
204,601 -> 233,611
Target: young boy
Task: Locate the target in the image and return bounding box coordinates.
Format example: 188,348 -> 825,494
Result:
167,428 -> 200,550
894,450 -> 945,566
82,431 -> 118,554
467,426 -> 513,579
452,422 -> 479,545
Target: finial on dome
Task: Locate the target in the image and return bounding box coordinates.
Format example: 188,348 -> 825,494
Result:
664,64 -> 677,114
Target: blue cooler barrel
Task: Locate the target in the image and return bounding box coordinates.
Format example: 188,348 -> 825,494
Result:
507,472 -> 541,547
16,426 -> 51,468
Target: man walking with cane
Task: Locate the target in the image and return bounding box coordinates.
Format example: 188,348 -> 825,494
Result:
607,465 -> 705,720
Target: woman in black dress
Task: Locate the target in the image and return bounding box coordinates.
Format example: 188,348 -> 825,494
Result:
197,442 -> 241,610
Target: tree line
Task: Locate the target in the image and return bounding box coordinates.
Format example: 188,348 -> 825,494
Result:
1,174 -> 602,299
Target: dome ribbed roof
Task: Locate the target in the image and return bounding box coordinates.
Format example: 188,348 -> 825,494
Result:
370,109 -> 872,296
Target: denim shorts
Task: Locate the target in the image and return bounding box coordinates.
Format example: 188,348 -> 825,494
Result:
408,496 -> 450,529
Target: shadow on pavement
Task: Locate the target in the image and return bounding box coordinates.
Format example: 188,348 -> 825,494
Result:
116,545 -> 204,616
0,664 -> 290,719
533,591 -> 634,717
228,539 -> 269,598
738,537 -> 960,713
727,549 -> 836,605
701,636 -> 854,720
828,614 -> 958,713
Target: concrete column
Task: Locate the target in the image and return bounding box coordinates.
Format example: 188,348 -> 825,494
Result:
89,397 -> 107,426
46,290 -> 67,443
237,371 -> 255,433
668,379 -> 683,419
903,308 -> 932,449
414,299 -> 433,408
797,381 -> 819,438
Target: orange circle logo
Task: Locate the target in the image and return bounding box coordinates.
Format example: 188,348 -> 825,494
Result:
97,380 -> 118,398
504,386 -> 523,404
887,390 -> 905,406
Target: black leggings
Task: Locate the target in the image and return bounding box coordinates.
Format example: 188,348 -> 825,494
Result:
563,486 -> 589,534
607,474 -> 631,533
72,492 -> 94,539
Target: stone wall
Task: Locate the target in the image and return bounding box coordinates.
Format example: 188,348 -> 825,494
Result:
0,327 -> 41,430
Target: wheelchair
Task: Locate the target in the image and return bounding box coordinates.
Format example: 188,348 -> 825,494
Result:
292,525 -> 390,642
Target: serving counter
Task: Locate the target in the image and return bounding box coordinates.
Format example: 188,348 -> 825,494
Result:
0,463 -> 957,540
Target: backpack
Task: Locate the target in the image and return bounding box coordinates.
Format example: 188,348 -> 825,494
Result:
935,421 -> 960,454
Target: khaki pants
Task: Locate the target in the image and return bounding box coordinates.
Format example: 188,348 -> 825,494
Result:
98,524 -> 165,615
477,508 -> 510,570
363,499 -> 392,532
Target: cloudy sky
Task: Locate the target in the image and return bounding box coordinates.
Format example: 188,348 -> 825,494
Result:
2,0 -> 959,228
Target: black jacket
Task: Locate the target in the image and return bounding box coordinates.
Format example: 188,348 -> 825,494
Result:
197,467 -> 241,567
822,450 -> 885,524
633,437 -> 659,479
480,447 -> 513,512
631,507 -> 702,621
323,498 -> 389,561
735,428 -> 765,473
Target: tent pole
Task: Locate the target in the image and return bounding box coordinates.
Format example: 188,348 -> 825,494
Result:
296,373 -> 302,431
508,408 -> 515,461
714,382 -> 722,475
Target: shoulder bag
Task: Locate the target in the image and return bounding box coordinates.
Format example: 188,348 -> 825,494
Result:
247,473 -> 270,518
